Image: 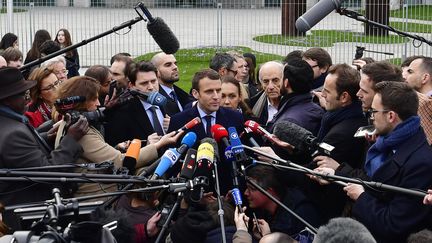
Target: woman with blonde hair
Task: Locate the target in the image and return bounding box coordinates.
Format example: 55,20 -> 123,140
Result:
54,76 -> 183,198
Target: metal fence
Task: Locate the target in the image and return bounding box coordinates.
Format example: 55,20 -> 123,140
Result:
1,0 -> 431,66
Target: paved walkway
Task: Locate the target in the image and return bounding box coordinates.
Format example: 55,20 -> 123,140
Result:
1,7 -> 431,66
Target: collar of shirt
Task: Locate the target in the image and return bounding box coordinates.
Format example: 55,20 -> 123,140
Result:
140,100 -> 153,110
197,105 -> 217,119
266,98 -> 278,124
160,84 -> 174,96
426,90 -> 432,98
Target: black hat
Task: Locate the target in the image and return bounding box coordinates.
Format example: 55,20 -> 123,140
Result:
0,67 -> 36,100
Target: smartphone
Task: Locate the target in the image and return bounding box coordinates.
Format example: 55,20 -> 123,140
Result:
252,212 -> 263,237
157,206 -> 172,228
354,125 -> 376,138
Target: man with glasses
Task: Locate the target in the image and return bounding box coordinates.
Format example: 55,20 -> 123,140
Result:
41,56 -> 68,81
343,81 -> 432,243
209,53 -> 238,78
0,67 -> 88,230
302,47 -> 332,90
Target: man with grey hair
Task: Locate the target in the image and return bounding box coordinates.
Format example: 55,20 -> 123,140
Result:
249,61 -> 284,126
313,217 -> 376,243
209,53 -> 238,78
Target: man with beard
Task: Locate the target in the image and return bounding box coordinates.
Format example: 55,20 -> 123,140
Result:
267,59 -> 323,136
151,52 -> 192,116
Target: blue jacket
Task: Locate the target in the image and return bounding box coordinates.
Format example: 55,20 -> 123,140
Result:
352,128 -> 432,243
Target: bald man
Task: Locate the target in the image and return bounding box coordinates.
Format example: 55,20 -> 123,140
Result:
151,52 -> 192,116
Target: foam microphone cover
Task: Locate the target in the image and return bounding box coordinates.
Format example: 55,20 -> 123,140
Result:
147,91 -> 167,107
123,139 -> 141,174
147,17 -> 180,54
273,121 -> 312,153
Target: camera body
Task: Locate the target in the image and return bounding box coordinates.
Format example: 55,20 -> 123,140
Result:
68,107 -> 106,125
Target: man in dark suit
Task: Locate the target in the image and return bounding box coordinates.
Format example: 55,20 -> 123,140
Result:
168,68 -> 243,141
344,82 -> 432,243
0,67 -> 88,230
104,61 -> 167,146
168,69 -> 243,194
151,52 -> 192,116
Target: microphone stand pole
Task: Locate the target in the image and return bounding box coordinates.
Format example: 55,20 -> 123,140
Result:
19,3 -> 149,71
212,162 -> 227,243
337,8 -> 432,47
238,170 -> 318,234
243,145 -> 427,198
155,192 -> 183,243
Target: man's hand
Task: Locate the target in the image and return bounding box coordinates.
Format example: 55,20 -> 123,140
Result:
314,155 -> 340,170
344,183 -> 365,201
311,90 -> 326,108
147,133 -> 161,145
146,212 -> 161,237
271,136 -> 294,153
163,115 -> 170,133
115,140 -> 131,152
154,131 -> 184,150
200,192 -> 217,205
254,146 -> 279,163
67,115 -> 89,141
308,167 -> 335,185
234,207 -> 249,231
254,219 -> 271,237
423,189 -> 432,205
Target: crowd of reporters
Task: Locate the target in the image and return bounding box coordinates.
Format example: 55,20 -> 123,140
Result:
2,30 -> 432,243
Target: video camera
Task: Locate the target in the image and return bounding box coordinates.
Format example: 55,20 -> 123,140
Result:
54,96 -> 106,125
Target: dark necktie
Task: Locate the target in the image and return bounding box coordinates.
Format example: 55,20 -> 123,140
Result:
170,90 -> 178,103
150,106 -> 164,136
204,115 -> 212,137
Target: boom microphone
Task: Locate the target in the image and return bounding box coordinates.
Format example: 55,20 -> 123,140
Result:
123,139 -> 141,175
211,124 -> 231,147
129,89 -> 167,107
295,0 -> 344,32
244,120 -> 278,144
136,3 -> 180,54
150,131 -> 197,179
273,121 -> 334,156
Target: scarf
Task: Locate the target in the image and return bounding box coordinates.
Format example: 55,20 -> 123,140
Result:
252,91 -> 268,119
0,105 -> 28,123
364,116 -> 421,177
317,101 -> 364,142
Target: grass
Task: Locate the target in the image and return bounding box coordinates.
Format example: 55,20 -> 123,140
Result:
0,8 -> 26,14
253,30 -> 408,48
136,46 -> 283,91
390,5 -> 432,21
390,21 -> 432,33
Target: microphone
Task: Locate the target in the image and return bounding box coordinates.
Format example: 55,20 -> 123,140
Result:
123,139 -> 141,175
129,89 -> 167,107
136,3 -> 180,54
273,121 -> 335,156
240,127 -> 260,147
180,148 -> 197,181
177,117 -> 201,134
211,124 -> 231,147
150,131 -> 197,179
295,0 -> 344,32
244,120 -> 278,144
227,127 -> 246,212
190,142 -> 214,202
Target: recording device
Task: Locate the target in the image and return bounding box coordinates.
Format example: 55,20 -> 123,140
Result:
354,125 -> 375,138
129,89 -> 167,107
190,142 -> 214,202
122,139 -> 141,175
108,80 -> 125,101
295,0 -> 344,32
180,148 -> 197,181
157,205 -> 172,228
54,96 -> 106,125
150,131 -> 197,179
240,127 -> 260,147
135,3 -> 180,54
211,124 -> 231,147
244,120 -> 278,144
273,121 -> 335,156
176,117 -> 201,134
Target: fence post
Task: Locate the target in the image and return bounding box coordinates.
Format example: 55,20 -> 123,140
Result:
282,0 -> 306,36
217,2 -> 222,48
365,0 -> 390,36
7,0 -> 13,32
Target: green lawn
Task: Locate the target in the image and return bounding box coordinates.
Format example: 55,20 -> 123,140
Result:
390,5 -> 432,21
136,46 -> 283,91
253,30 -> 408,48
390,21 -> 432,33
0,8 -> 26,14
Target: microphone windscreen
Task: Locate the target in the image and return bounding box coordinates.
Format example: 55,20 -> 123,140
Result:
154,148 -> 180,177
273,121 -> 312,153
183,117 -> 201,130
147,17 -> 180,54
211,124 -> 229,143
244,120 -> 261,134
123,139 -> 141,174
197,142 -> 215,164
181,132 -> 198,148
295,0 -> 343,32
201,137 -> 219,161
147,91 -> 167,107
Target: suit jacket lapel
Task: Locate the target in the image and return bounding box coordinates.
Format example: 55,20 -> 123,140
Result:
131,98 -> 154,133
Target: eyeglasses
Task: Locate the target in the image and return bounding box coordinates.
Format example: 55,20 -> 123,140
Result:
368,108 -> 390,119
41,79 -> 62,91
54,69 -> 69,76
228,69 -> 238,76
